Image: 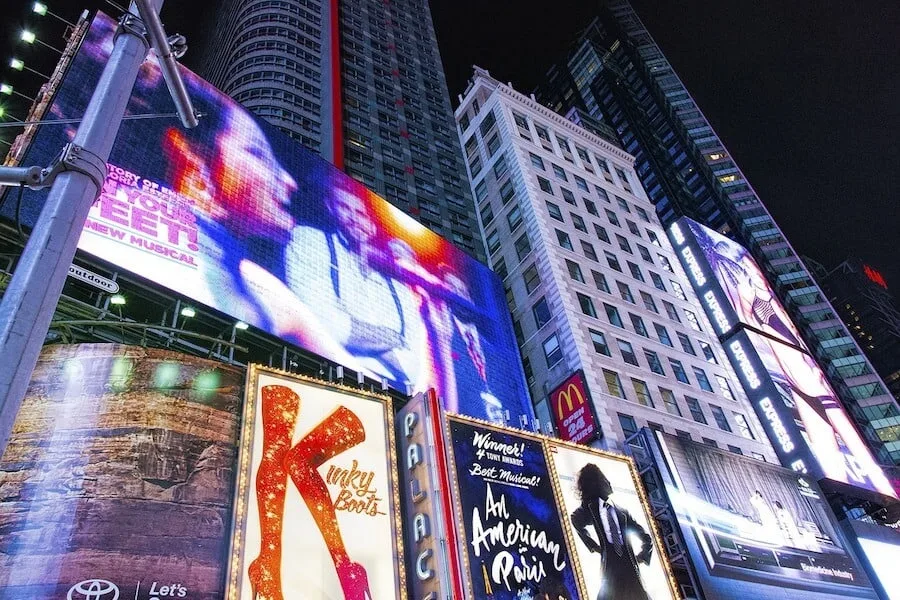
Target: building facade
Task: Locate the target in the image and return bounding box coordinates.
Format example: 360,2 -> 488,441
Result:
456,68 -> 775,460
534,0 -> 900,464
196,0 -> 483,258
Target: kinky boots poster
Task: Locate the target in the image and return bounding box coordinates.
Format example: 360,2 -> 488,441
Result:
446,416 -> 581,600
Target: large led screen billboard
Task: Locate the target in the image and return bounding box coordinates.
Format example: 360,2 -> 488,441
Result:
668,218 -> 895,498
545,440 -> 677,600
8,12 -> 534,427
445,416 -> 581,599
648,430 -> 876,600
0,344 -> 243,600
227,366 -> 405,599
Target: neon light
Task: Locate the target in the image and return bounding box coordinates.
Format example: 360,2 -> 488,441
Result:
669,222 -> 685,246
759,397 -> 795,453
864,264 -> 888,289
681,246 -> 706,287
703,290 -> 731,334
728,340 -> 761,389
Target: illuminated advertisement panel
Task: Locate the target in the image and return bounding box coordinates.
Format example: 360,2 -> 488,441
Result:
668,218 -> 895,498
544,440 -> 678,600
847,519 -> 900,600
445,416 -> 581,599
548,371 -> 601,445
8,12 -> 534,427
648,430 -> 876,599
0,344 -> 243,600
227,367 -> 405,599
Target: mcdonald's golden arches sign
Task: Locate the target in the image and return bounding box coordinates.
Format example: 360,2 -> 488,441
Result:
549,371 -> 600,444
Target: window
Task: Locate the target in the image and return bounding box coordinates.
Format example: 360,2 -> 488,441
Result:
493,257 -> 508,280
500,180 -> 515,204
572,213 -> 587,232
700,342 -> 718,364
585,199 -> 598,215
515,233 -> 532,260
669,359 -> 690,384
533,297 -> 551,328
552,164 -> 567,181
677,332 -> 696,355
605,251 -> 622,272
566,259 -> 585,282
616,234 -> 632,253
676,430 -> 692,440
486,134 -> 500,157
630,314 -> 649,337
617,281 -> 635,303
694,367 -> 714,392
594,224 -> 610,243
618,413 -> 637,437
733,412 -> 756,440
663,301 -> 681,323
595,186 -> 610,203
670,280 -> 687,300
530,153 -> 545,170
474,180 -> 488,202
485,229 -> 501,254
592,270 -> 610,293
647,230 -> 661,247
513,111 -> 529,131
658,254 -> 673,272
728,445 -> 743,455
479,110 -> 496,135
715,375 -> 736,401
605,370 -> 625,399
556,229 -> 573,251
535,124 -> 551,142
604,303 -> 624,328
685,310 -> 703,332
650,271 -> 666,291
493,155 -> 508,178
506,205 -> 523,231
655,323 -> 672,347
606,209 -> 620,226
577,293 -> 597,318
636,206 -> 650,223
702,438 -> 719,448
618,340 -> 639,366
589,329 -> 611,355
615,195 -> 630,212
480,201 -> 495,226
686,397 -> 707,424
537,176 -> 553,194
627,220 -> 640,236
710,405 -> 732,432
574,175 -> 589,192
640,291 -> 658,313
638,245 -> 653,263
628,262 -> 645,282
631,379 -> 654,407
660,388 -> 682,417
547,201 -> 564,221
523,263 -> 541,293
543,334 -> 562,367
561,188 -> 577,205
581,240 -> 598,261
644,350 -> 665,375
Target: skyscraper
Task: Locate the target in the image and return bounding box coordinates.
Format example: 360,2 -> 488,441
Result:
535,0 -> 900,465
456,67 -> 775,460
196,0 -> 483,259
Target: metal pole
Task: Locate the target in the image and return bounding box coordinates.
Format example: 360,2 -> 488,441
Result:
0,0 -> 165,456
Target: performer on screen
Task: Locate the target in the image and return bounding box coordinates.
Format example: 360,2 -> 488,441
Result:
570,463 -> 653,600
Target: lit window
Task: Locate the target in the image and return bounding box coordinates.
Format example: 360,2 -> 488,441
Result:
631,378 -> 654,406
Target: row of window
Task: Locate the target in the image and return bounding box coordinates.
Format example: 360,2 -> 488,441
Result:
617,414 -> 763,459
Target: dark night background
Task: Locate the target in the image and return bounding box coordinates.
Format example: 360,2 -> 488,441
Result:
2,0 -> 898,290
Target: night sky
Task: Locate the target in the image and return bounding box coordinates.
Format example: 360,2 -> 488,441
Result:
2,0 -> 898,289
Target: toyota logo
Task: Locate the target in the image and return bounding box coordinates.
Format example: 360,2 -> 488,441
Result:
67,579 -> 120,600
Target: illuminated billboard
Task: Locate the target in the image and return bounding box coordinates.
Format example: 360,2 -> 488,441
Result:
445,416 -> 581,599
548,371 -> 601,445
648,430 -> 877,599
848,519 -> 900,600
8,12 -> 534,427
227,366 -> 405,599
545,440 -> 678,600
0,344 -> 243,599
667,218 -> 895,498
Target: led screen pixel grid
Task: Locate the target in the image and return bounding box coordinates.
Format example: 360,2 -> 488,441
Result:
9,13 -> 534,427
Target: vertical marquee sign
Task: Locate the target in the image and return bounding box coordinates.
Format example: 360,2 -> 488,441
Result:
548,371 -> 601,444
227,366 -> 407,599
444,415 -> 581,600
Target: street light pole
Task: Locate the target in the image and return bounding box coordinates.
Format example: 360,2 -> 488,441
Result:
0,0 -> 181,456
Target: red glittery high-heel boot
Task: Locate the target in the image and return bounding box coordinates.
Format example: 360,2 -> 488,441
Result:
284,405 -> 369,600
247,385 -> 300,600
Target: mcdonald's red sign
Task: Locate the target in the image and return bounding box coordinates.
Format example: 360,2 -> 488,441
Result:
549,371 -> 600,444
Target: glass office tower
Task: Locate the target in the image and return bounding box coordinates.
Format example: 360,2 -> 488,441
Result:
196,0 -> 483,259
535,0 -> 900,466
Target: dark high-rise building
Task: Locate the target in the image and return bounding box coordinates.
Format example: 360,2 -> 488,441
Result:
534,0 -> 900,465
816,260 -> 900,409
195,0 -> 483,259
